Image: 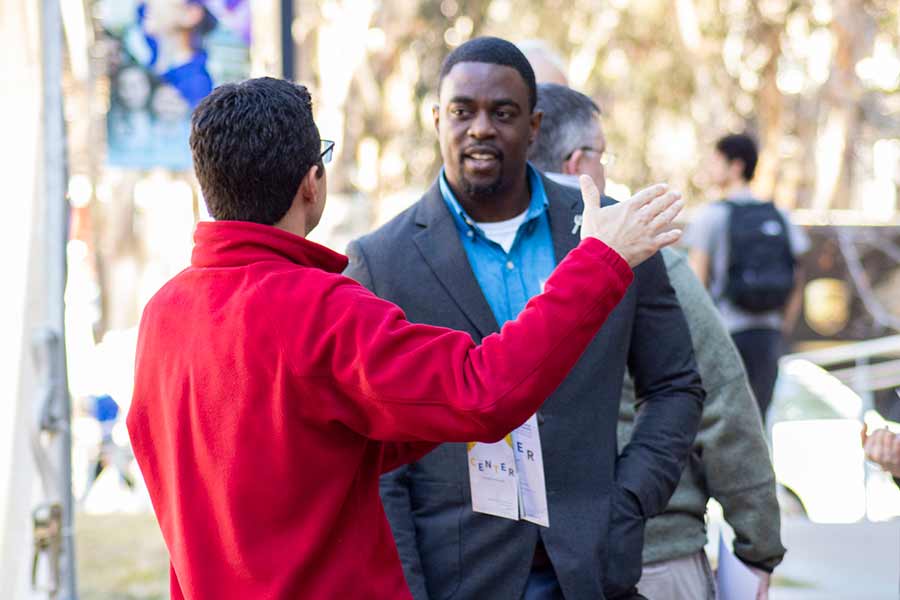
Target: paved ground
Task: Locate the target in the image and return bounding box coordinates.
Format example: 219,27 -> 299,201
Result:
709,514 -> 900,600
772,517 -> 899,599
77,475 -> 900,599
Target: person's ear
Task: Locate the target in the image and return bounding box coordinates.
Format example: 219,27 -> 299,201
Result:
432,104 -> 441,135
562,149 -> 582,175
528,110 -> 543,145
298,165 -> 321,206
730,159 -> 745,181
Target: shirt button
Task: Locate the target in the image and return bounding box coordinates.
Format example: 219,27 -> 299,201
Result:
467,230 -> 474,238
506,261 -> 515,270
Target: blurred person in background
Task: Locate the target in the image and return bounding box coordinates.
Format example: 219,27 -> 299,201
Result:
127,76 -> 683,599
517,40 -> 568,86
529,81 -> 786,600
346,37 -> 703,600
81,393 -> 135,501
107,65 -> 155,165
862,423 -> 900,487
683,133 -> 810,421
149,82 -> 193,168
125,0 -> 217,107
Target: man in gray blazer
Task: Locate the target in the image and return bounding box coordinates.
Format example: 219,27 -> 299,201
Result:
345,37 -> 704,600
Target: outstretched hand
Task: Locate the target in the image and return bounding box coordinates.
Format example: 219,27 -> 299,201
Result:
578,175 -> 684,268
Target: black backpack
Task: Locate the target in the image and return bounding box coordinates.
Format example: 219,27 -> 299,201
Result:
723,200 -> 795,313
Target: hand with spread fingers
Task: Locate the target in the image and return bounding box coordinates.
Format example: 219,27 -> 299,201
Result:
579,175 -> 684,268
862,425 -> 900,478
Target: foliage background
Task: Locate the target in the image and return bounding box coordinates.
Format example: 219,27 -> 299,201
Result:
63,0 -> 899,339
291,0 -> 899,223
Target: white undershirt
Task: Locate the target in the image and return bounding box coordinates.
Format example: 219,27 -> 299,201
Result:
474,210 -> 528,254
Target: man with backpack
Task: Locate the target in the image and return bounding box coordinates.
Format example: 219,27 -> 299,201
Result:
685,133 -> 809,420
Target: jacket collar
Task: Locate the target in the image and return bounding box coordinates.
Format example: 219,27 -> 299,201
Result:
410,172 -> 584,337
412,183 -> 500,337
542,173 -> 584,264
191,221 -> 349,273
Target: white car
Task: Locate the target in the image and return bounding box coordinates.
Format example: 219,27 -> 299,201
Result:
768,357 -> 900,523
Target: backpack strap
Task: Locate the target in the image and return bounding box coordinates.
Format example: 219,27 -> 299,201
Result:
722,199 -> 740,270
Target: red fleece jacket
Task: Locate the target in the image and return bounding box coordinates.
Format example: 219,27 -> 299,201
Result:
127,220 -> 632,599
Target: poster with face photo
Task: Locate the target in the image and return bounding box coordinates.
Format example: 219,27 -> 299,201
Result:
101,0 -> 251,170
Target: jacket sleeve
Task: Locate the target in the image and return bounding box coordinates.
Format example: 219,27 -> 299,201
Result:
663,252 -> 785,571
345,240 -> 439,471
294,237 -> 633,443
378,442 -> 439,474
704,375 -> 786,571
698,364 -> 786,571
615,251 -> 705,517
344,241 -> 433,599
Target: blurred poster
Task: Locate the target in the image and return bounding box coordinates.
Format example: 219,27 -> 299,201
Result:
790,225 -> 900,344
100,0 -> 251,171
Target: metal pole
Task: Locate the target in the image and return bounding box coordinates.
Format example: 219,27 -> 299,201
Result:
280,0 -> 295,80
40,0 -> 77,597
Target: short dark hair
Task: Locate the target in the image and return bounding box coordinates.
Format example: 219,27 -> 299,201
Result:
438,37 -> 537,111
190,77 -> 321,224
529,83 -> 600,172
716,133 -> 758,182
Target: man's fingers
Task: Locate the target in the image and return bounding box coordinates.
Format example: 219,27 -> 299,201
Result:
891,433 -> 900,458
881,429 -> 892,461
643,190 -> 682,221
652,228 -> 682,249
865,432 -> 879,460
649,199 -> 685,232
867,430 -> 889,462
579,175 -> 601,210
628,183 -> 668,209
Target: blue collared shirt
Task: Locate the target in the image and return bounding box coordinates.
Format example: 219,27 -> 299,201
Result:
439,164 -> 557,326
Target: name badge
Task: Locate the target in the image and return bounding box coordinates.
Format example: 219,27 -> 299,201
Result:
467,413 -> 549,527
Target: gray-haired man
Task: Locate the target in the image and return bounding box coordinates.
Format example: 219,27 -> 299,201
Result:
529,82 -> 786,600
528,83 -> 609,196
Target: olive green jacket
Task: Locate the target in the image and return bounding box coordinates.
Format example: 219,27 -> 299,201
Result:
618,249 -> 786,572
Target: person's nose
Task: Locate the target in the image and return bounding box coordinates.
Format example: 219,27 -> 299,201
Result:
467,110 -> 496,140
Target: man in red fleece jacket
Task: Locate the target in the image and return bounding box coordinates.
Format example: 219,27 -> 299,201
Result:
127,76 -> 684,599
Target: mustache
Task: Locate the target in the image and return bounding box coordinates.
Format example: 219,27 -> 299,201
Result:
460,145 -> 504,161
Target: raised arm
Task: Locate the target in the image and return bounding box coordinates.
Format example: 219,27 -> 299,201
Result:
297,181 -> 683,443
304,237 -> 633,442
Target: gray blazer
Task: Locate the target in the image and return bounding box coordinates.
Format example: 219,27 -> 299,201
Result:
345,175 -> 704,600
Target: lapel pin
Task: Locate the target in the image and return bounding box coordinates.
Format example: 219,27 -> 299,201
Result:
571,214 -> 583,236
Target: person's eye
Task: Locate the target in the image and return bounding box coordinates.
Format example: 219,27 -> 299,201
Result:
450,107 -> 470,118
495,110 -> 513,120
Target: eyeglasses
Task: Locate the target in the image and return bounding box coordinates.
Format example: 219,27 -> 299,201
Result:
320,139 -> 335,164
565,147 -> 615,168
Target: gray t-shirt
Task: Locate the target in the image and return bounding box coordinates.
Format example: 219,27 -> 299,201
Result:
682,197 -> 810,334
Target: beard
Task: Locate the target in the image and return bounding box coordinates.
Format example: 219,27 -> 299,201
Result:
459,153 -> 505,199
462,176 -> 503,198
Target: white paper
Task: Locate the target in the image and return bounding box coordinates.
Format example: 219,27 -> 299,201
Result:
467,414 -> 550,527
511,414 -> 549,527
716,532 -> 761,600
467,436 -> 519,521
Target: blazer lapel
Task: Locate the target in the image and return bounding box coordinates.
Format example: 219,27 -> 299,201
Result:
544,174 -> 584,264
412,183 -> 499,338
